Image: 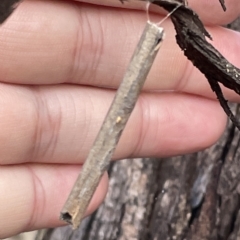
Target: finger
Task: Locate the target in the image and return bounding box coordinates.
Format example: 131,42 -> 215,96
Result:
1,1 -> 240,102
78,0 -> 240,24
188,0 -> 240,25
0,164 -> 108,238
0,83 -> 227,165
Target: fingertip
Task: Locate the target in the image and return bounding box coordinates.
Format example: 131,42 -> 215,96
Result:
115,94 -> 228,159
189,0 -> 240,25
0,164 -> 109,238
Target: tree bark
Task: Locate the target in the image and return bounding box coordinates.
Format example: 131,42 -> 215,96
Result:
40,18 -> 240,240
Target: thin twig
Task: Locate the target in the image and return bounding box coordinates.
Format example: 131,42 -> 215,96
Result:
60,21 -> 164,229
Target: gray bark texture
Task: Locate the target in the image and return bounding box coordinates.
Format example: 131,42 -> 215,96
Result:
39,18 -> 240,240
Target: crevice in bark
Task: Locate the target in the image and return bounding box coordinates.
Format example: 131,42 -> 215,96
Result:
220,121 -> 236,164
188,198 -> 204,227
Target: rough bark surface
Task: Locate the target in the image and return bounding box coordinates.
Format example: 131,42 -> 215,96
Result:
39,18 -> 240,240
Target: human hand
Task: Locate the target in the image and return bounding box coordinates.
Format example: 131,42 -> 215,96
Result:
1,0 -> 240,238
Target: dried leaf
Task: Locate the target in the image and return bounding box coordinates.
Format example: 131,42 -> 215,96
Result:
153,0 -> 240,129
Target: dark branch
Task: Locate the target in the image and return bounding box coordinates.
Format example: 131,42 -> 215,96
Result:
0,0 -> 21,24
153,0 -> 240,129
